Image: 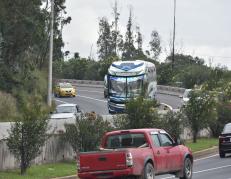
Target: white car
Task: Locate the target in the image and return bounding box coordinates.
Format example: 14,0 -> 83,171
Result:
50,103 -> 82,120
182,89 -> 192,106
49,103 -> 82,134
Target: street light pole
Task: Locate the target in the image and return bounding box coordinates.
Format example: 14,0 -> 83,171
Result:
172,0 -> 176,69
47,0 -> 54,106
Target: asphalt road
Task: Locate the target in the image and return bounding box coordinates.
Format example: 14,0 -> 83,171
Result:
156,154 -> 231,179
54,86 -> 182,115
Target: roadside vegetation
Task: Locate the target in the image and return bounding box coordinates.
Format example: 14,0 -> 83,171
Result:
185,138 -> 218,153
0,161 -> 76,179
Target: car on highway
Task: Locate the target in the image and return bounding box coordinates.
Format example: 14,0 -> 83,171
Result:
50,103 -> 82,120
77,128 -> 193,179
219,123 -> 231,158
54,82 -> 76,97
181,89 -> 192,106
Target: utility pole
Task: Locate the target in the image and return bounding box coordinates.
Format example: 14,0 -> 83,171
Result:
172,0 -> 176,69
47,0 -> 54,106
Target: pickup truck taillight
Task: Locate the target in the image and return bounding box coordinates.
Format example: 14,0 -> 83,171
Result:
126,152 -> 133,167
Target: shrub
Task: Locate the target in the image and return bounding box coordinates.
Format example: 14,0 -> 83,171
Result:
113,96 -> 160,129
160,111 -> 184,139
0,91 -> 18,121
7,94 -> 49,175
63,114 -> 113,152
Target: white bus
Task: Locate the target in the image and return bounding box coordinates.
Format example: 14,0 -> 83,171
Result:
106,60 -> 157,114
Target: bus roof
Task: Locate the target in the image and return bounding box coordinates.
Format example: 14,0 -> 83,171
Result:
108,60 -> 155,76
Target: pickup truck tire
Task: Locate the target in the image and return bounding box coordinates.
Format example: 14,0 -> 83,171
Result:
180,157 -> 192,179
141,162 -> 155,179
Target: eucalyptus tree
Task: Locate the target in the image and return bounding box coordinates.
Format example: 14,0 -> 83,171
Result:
122,8 -> 136,60
149,30 -> 161,60
97,17 -> 114,60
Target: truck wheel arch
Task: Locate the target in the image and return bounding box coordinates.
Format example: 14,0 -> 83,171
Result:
143,156 -> 155,171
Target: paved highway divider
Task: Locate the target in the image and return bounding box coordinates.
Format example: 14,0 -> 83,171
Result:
56,79 -> 186,97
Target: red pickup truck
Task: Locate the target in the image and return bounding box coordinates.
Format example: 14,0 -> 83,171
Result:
77,128 -> 193,179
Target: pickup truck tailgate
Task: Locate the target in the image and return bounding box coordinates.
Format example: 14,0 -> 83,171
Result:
80,150 -> 127,172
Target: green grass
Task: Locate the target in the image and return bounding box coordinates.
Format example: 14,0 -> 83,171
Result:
185,138 -> 218,153
0,161 -> 76,179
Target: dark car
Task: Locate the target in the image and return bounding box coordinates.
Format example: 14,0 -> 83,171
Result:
219,123 -> 231,158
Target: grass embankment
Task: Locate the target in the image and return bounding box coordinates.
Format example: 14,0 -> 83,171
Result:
185,138 -> 218,153
0,138 -> 218,179
0,161 -> 76,179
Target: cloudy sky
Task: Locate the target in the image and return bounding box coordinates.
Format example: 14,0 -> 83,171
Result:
63,0 -> 231,68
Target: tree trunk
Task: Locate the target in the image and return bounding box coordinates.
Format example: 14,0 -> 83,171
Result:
193,131 -> 197,143
20,125 -> 27,175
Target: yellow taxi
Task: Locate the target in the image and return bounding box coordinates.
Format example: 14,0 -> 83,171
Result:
54,82 -> 76,97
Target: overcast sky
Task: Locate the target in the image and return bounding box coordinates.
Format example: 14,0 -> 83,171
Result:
63,0 -> 231,69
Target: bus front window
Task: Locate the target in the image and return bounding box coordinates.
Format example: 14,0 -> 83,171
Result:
109,76 -> 126,98
127,76 -> 143,97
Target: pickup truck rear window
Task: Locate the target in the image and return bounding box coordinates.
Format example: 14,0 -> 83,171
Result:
105,133 -> 146,149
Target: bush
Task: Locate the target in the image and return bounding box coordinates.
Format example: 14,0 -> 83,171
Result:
7,94 -> 49,175
0,91 -> 18,121
113,97 -> 160,129
160,111 -> 184,139
63,114 -> 113,152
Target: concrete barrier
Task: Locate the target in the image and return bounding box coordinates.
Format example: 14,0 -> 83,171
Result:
56,79 -> 185,96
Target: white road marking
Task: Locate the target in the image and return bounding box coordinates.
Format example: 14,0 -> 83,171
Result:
78,89 -> 103,93
55,95 -> 107,104
160,176 -> 174,179
160,164 -> 231,179
194,154 -> 218,162
194,164 -> 231,174
55,99 -> 68,104
77,95 -> 107,103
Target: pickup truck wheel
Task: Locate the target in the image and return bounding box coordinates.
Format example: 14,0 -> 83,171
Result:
143,163 -> 155,179
180,157 -> 192,179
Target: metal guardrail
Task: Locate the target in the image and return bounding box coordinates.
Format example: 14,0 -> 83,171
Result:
56,79 -> 186,96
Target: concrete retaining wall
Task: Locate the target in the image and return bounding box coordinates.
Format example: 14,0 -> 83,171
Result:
0,135 -> 75,171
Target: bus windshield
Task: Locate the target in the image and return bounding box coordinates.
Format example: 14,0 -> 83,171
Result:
109,75 -> 143,98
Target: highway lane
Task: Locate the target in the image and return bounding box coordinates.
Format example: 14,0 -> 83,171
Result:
54,86 -> 183,115
156,93 -> 182,109
156,154 -> 231,179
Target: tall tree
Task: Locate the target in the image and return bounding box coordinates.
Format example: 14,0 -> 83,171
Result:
134,26 -> 146,59
97,17 -> 114,60
0,0 -> 70,92
149,30 -> 161,60
111,0 -> 120,56
122,8 -> 136,60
